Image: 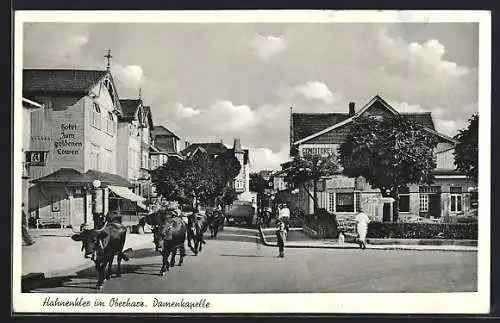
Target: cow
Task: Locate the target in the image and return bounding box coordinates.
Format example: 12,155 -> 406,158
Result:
71,222 -> 130,289
157,217 -> 187,276
207,209 -> 225,238
187,212 -> 208,255
140,209 -> 177,252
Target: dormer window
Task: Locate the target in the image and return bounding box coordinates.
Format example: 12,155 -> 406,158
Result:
91,103 -> 101,129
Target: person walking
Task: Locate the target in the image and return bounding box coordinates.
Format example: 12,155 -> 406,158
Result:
21,203 -> 35,246
275,218 -> 287,258
355,208 -> 370,250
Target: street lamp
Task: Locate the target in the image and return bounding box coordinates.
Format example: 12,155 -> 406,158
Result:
91,179 -> 105,229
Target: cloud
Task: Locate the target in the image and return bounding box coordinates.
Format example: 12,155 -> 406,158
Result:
280,81 -> 341,104
377,28 -> 470,77
23,24 -> 92,66
249,146 -> 290,171
112,64 -> 144,89
388,101 -> 427,113
434,119 -> 464,137
249,33 -> 287,60
174,102 -> 201,119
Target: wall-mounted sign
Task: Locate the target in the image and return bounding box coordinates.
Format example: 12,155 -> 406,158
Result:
25,151 -> 49,166
53,122 -> 83,157
326,175 -> 355,189
300,144 -> 339,157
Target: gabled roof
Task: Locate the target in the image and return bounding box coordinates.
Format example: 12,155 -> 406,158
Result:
181,142 -> 229,157
152,125 -> 180,139
118,99 -> 142,121
293,95 -> 453,145
23,69 -> 108,94
23,68 -> 123,115
292,113 -> 350,144
30,168 -> 93,184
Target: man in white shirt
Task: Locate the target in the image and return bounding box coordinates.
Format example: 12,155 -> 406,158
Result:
355,209 -> 371,250
278,203 -> 290,231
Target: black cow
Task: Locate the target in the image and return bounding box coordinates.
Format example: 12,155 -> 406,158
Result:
157,217 -> 187,276
187,213 -> 208,255
71,222 -> 130,289
207,209 -> 224,238
141,209 -> 177,252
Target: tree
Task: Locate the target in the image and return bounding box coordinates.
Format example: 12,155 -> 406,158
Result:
250,172 -> 268,194
285,153 -> 341,214
338,115 -> 438,222
151,149 -> 242,210
454,114 -> 478,181
220,186 -> 238,206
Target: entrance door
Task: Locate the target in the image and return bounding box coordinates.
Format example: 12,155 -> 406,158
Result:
382,203 -> 391,222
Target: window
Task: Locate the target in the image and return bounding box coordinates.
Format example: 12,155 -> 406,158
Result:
398,187 -> 410,213
328,192 -> 335,213
419,194 -> 429,212
90,143 -> 100,171
336,192 -> 354,212
106,112 -> 115,135
450,187 -> 463,213
142,152 -> 149,169
91,103 -> 101,129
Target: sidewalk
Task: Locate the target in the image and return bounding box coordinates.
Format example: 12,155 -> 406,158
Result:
259,228 -> 478,252
21,229 -> 154,279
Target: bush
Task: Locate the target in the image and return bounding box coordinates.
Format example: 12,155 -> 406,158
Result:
304,208 -> 340,239
367,222 -> 478,240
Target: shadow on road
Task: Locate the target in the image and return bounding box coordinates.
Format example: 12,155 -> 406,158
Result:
219,254 -> 267,258
22,262 -> 182,292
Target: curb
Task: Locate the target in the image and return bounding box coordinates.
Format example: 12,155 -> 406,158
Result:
257,226 -> 478,252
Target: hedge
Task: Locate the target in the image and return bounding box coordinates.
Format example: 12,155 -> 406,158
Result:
367,222 -> 478,240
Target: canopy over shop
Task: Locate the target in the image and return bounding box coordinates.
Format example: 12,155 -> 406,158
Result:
29,168 -> 147,228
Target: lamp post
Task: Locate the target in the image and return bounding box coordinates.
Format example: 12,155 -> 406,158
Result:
91,179 -> 105,229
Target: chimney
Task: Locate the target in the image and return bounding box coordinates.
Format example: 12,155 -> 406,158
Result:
233,138 -> 242,152
348,102 -> 356,117
185,141 -> 190,149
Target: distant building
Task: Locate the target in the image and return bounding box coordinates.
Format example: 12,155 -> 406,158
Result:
151,125 -> 183,160
181,138 -> 252,202
288,94 -> 477,222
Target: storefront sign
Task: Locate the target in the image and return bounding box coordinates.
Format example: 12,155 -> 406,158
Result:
299,144 -> 339,157
326,175 -> 355,189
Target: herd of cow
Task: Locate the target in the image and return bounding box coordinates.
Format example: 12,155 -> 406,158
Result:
71,208 -> 226,289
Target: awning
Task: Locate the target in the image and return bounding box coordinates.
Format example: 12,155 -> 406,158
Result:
108,185 -> 146,203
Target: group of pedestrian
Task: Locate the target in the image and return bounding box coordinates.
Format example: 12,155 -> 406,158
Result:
274,202 -> 372,257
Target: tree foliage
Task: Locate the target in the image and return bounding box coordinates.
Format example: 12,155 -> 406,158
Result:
338,115 -> 438,221
285,153 -> 341,213
249,172 -> 268,194
453,114 -> 478,181
151,149 -> 241,209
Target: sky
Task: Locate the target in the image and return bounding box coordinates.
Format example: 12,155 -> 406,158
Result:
22,22 -> 479,172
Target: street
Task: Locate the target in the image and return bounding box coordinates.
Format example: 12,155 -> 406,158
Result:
28,237 -> 477,294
